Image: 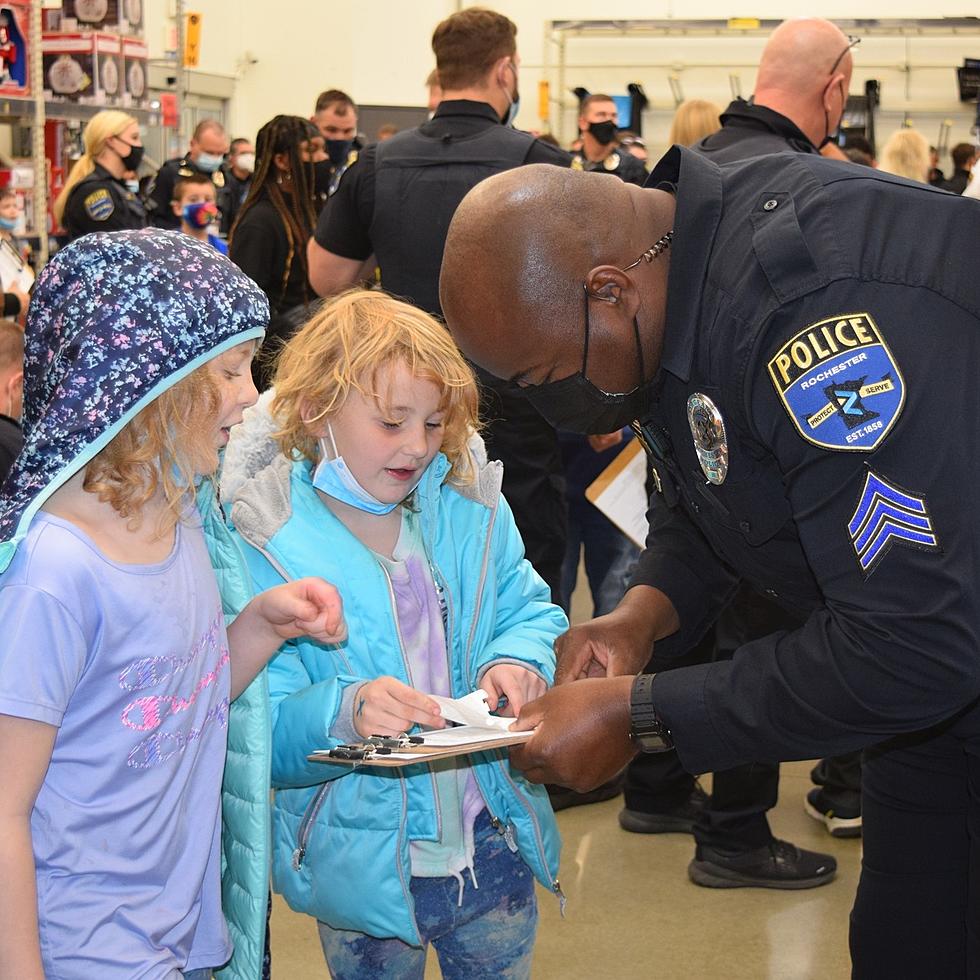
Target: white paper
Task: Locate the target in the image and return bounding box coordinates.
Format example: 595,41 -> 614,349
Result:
428,690 -> 513,731
586,441 -> 650,548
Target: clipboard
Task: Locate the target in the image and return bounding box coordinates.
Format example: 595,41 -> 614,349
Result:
309,726 -> 533,767
585,439 -> 650,548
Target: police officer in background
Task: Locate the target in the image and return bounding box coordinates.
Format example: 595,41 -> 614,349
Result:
147,118 -> 230,230
310,89 -> 362,208
218,137 -> 255,237
53,109 -> 147,240
440,148 -> 980,977
307,5 -> 572,602
573,94 -> 647,186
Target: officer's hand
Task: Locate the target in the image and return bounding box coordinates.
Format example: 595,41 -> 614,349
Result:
554,586 -> 675,685
587,431 -> 623,453
509,676 -> 637,792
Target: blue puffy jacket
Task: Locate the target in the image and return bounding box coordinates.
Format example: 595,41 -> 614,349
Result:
224,409 -> 565,949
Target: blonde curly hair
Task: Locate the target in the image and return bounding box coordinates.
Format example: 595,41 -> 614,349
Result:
83,366 -> 222,533
272,289 -> 480,485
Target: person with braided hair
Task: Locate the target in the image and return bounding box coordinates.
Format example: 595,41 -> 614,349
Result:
229,115 -> 324,390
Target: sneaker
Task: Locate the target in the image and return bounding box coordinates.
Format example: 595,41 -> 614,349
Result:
805,787 -> 862,838
688,838 -> 837,890
618,784 -> 709,835
547,773 -> 624,812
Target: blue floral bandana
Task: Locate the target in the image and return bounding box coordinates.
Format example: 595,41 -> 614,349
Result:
0,229 -> 269,571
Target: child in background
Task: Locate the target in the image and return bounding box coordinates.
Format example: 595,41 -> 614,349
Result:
0,229 -> 345,980
173,174 -> 228,254
0,187 -> 30,319
222,289 -> 565,980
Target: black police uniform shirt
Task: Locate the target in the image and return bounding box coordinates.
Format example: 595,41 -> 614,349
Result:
315,99 -> 571,300
694,98 -> 819,161
63,162 -> 147,240
689,100 -> 820,647
572,146 -> 648,186
627,145 -> 980,776
148,155 -> 225,230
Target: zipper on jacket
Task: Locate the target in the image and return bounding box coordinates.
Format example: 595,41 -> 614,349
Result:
395,772 -> 425,946
462,497 -> 500,684
494,757 -> 565,915
377,560 -> 443,843
292,781 -> 332,871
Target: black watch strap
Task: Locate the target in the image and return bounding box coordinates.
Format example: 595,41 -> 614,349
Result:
629,673 -> 674,752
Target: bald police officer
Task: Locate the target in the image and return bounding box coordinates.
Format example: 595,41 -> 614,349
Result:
440,151 -> 980,977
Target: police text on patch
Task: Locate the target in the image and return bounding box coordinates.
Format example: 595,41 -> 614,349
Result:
767,313 -> 905,452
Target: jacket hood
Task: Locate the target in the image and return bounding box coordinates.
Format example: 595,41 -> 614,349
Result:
0,229 -> 269,572
222,391 -> 502,550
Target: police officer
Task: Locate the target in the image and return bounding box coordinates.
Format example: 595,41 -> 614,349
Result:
307,6 -> 572,602
440,150 -> 980,978
310,88 -> 362,208
619,17 -> 862,884
54,110 -> 146,240
147,119 -> 229,230
573,94 -> 647,186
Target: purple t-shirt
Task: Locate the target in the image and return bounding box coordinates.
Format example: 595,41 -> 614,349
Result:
0,510 -> 232,979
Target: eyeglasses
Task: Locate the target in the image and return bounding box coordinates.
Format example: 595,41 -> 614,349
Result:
829,35 -> 861,77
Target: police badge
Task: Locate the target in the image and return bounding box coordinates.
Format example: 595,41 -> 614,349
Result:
687,393 -> 728,485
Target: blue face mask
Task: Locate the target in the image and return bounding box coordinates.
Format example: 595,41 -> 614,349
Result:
312,423 -> 425,515
0,215 -> 17,231
195,152 -> 224,173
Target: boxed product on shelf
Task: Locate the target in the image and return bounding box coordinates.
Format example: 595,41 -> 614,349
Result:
121,36 -> 147,108
61,0 -> 144,37
42,32 -> 124,106
0,1 -> 30,96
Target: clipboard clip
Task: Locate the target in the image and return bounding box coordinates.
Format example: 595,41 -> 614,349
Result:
367,733 -> 424,749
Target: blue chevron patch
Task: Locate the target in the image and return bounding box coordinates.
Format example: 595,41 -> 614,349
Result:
848,469 -> 940,575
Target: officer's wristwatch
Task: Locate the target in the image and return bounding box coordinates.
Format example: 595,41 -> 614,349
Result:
629,673 -> 674,752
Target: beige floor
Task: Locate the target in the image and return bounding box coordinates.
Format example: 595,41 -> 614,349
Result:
269,566 -> 862,979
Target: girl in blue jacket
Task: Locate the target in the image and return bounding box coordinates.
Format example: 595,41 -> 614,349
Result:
225,289 -> 566,980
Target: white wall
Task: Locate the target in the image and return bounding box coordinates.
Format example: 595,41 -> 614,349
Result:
145,1 -> 980,159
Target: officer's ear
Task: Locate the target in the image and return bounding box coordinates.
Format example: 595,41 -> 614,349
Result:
822,73 -> 845,113
585,265 -> 638,311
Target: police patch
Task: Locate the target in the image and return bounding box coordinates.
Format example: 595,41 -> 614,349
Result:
767,313 -> 904,451
83,189 -> 115,221
848,468 -> 939,576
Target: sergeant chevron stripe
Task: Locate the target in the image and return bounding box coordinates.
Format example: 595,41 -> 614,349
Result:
848,469 -> 940,575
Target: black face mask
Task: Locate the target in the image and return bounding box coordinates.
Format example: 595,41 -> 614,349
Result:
325,138 -> 353,167
522,286 -> 655,434
588,120 -> 618,146
114,139 -> 144,171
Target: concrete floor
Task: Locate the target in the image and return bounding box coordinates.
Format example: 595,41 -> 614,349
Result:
267,563 -> 862,978
268,764 -> 861,979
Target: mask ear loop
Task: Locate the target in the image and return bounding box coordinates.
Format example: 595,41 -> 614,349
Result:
581,282 -> 592,378
322,420 -> 341,461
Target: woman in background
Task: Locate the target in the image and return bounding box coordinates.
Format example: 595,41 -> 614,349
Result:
229,115 -> 323,390
878,128 -> 930,183
668,99 -> 723,147
53,109 -> 146,241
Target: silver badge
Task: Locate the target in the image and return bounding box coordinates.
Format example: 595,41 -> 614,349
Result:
687,393 -> 728,485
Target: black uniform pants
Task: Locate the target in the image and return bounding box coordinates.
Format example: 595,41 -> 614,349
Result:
477,372 -> 567,602
624,620 -> 779,851
850,699 -> 980,979
624,750 -> 779,850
